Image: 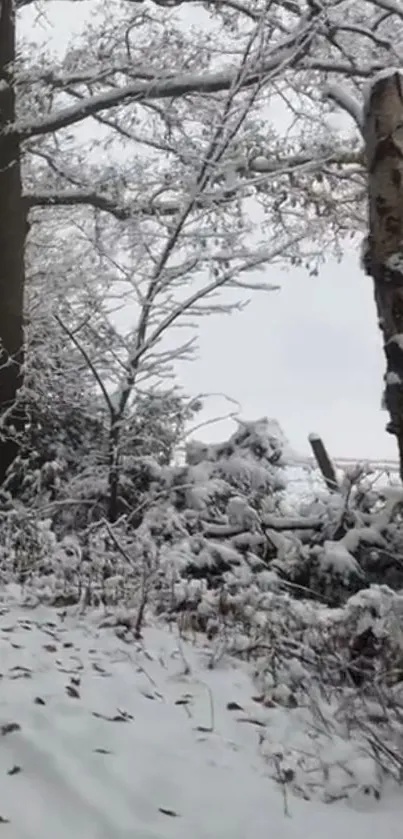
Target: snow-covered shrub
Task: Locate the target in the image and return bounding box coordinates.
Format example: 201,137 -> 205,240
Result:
130,418 -> 288,611
267,467 -> 403,606
4,411 -> 403,807
251,584 -> 403,802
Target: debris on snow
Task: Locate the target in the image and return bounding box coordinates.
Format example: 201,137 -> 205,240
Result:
0,597 -> 400,839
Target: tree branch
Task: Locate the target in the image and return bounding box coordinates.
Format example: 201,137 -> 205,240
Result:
323,82 -> 364,133
262,515 -> 324,531
303,59 -> 386,77
54,315 -> 115,418
25,148 -> 363,220
17,16 -> 316,139
24,189 -> 234,219
15,63 -> 282,139
17,58 -> 387,141
25,191 -> 139,220
371,0 -> 403,20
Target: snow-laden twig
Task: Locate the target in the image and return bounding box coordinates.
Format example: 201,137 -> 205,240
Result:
323,83 -> 364,133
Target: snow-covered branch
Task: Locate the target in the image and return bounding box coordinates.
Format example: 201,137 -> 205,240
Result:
17,13 -> 318,140
25,145 -> 363,220
25,190 -> 191,220
18,60 -> 285,139
129,237 -> 298,370
323,83 -> 364,133
25,191 -> 137,220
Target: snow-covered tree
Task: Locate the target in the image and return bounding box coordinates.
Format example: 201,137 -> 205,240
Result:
0,0 -> 304,481
3,0 -> 403,486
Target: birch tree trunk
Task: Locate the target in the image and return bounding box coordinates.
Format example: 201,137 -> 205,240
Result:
363,70 -> 403,481
0,0 -> 26,483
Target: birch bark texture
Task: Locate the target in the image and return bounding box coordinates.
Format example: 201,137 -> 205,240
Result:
363,69 -> 403,480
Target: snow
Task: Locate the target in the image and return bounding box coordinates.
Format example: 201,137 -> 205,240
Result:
386,252 -> 403,273
0,590 -> 399,837
18,55 -> 285,140
388,333 -> 403,350
321,541 -> 363,579
248,155 -> 271,171
343,526 -> 386,553
227,496 -> 259,529
385,371 -> 402,385
323,82 -> 363,132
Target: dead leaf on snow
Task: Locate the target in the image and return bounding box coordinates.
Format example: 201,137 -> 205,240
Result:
8,666 -> 31,680
7,766 -> 21,776
92,709 -> 133,723
1,723 -> 21,736
92,663 -> 111,677
227,701 -> 243,711
236,717 -> 266,727
66,684 -> 80,699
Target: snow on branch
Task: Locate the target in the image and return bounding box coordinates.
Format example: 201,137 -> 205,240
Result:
303,59 -> 385,77
17,13 -> 318,140
24,191 -> 178,220
362,67 -> 403,114
372,0 -> 403,18
149,0 -> 262,18
323,82 -> 364,133
249,148 -> 363,174
19,61 -> 384,140
25,146 -> 363,221
130,236 -> 299,369
262,514 -> 324,531
17,59 -> 286,139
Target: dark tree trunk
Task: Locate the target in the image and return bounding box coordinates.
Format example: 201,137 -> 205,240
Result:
363,71 -> 403,481
0,0 -> 26,483
107,417 -> 120,522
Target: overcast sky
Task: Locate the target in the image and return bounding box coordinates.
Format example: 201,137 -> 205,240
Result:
179,243 -> 395,462
22,3 -> 398,464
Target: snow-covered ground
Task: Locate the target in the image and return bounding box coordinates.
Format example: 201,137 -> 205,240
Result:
0,588 -> 401,839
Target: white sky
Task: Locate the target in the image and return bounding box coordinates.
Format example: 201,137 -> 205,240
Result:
21,3 -> 397,464
180,244 -> 394,462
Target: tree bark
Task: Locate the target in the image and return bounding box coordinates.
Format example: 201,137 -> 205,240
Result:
0,0 -> 26,482
363,70 -> 403,481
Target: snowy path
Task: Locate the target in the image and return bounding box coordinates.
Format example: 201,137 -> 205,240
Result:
0,599 -> 400,839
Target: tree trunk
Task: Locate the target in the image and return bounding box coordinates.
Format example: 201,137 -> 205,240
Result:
363,70 -> 403,481
0,0 -> 26,483
107,416 -> 120,522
